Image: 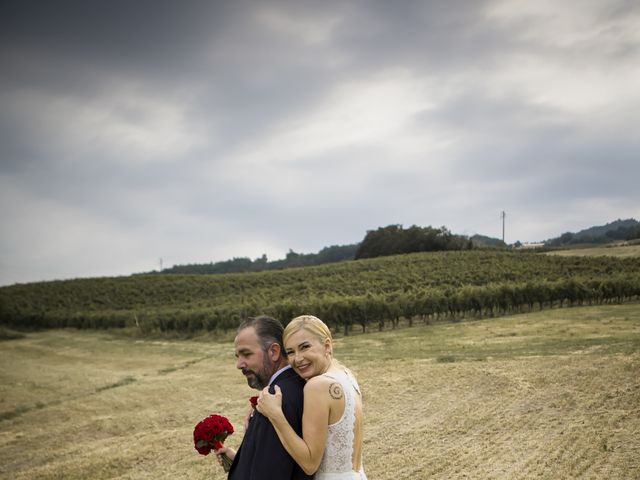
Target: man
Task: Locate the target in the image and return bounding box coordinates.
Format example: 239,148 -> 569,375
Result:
216,315 -> 313,480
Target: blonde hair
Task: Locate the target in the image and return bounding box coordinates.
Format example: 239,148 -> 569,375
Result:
284,315 -> 333,353
284,315 -> 358,379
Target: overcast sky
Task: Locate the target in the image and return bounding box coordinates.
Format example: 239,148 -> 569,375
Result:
1,0 -> 638,286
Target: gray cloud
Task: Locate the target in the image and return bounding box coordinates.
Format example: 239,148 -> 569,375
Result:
1,0 -> 639,285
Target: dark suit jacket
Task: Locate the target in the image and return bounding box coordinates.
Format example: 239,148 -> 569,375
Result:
228,367 -> 314,480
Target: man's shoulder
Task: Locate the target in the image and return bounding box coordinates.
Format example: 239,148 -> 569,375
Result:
273,369 -> 306,405
273,367 -> 305,387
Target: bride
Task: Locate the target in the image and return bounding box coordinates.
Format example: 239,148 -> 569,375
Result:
257,315 -> 367,479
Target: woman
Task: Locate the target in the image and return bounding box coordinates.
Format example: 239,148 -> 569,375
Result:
257,315 -> 366,479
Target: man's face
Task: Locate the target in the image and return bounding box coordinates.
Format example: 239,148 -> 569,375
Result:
234,327 -> 274,390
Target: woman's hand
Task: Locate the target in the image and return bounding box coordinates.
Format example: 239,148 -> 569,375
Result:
256,385 -> 284,421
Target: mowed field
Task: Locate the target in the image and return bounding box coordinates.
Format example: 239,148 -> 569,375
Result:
545,243 -> 640,258
1,303 -> 639,480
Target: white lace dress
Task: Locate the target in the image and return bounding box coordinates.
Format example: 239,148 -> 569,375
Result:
315,371 -> 367,480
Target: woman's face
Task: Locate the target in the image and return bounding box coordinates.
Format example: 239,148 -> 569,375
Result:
284,328 -> 331,380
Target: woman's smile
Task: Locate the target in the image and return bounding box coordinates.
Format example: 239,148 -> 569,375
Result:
295,361 -> 312,376
286,329 -> 331,378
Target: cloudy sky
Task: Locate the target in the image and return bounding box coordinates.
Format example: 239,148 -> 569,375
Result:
1,0 -> 638,286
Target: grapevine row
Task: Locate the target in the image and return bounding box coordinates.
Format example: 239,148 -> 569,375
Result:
2,260 -> 638,334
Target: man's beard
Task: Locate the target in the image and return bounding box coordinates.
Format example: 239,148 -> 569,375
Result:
242,352 -> 272,389
243,367 -> 270,389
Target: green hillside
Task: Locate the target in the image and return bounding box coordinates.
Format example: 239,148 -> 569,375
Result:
546,218 -> 640,246
1,250 -> 639,334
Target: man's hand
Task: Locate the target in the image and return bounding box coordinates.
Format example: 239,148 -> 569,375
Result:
213,446 -> 236,468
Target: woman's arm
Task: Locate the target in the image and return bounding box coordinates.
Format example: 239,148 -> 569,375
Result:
257,378 -> 330,475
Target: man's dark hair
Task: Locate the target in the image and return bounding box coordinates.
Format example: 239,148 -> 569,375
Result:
238,315 -> 285,353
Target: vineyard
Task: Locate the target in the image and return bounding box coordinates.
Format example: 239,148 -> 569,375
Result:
1,250 -> 639,334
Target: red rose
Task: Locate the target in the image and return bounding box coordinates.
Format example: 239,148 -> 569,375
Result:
193,414 -> 235,472
249,396 -> 258,409
193,414 -> 234,455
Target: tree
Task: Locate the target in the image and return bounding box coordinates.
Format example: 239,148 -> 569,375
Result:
355,224 -> 471,259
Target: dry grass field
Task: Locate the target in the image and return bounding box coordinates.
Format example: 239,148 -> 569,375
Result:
545,243 -> 640,258
1,303 -> 639,479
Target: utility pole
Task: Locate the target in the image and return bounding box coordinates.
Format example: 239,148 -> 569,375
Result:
501,211 -> 506,243
159,257 -> 163,272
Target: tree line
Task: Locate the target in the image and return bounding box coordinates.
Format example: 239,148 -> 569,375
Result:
143,220 -> 639,276
159,244 -> 360,275
155,224 -> 482,275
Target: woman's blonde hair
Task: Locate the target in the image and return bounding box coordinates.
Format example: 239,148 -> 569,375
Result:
283,315 -> 333,354
284,314 -> 360,385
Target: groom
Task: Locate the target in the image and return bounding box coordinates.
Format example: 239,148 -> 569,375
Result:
216,315 -> 313,479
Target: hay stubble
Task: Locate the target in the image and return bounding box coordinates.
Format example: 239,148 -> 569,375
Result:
1,304 -> 638,479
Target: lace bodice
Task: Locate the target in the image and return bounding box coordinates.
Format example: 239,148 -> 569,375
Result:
317,370 -> 365,479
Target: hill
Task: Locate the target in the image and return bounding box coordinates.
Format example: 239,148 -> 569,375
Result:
470,234 -> 506,248
157,218 -> 638,277
545,218 -> 640,246
2,250 -> 639,334
157,225 -> 505,276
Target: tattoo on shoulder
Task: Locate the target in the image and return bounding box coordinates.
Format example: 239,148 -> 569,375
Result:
329,382 -> 343,400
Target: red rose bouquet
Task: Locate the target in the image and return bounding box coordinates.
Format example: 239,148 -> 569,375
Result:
193,414 -> 235,472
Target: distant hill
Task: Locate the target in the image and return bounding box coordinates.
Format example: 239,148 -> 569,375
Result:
160,224 -> 484,275
156,219 -> 638,275
470,234 -> 506,248
545,218 -> 640,247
